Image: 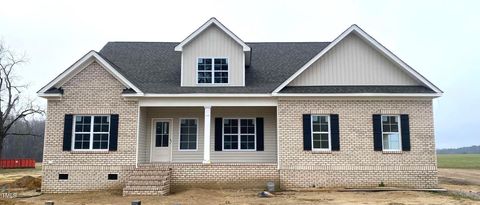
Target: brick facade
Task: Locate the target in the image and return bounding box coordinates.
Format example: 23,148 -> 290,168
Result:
277,98 -> 437,189
42,61 -> 438,193
42,62 -> 138,193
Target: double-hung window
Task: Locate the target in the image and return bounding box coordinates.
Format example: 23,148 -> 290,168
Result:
73,115 -> 110,150
179,119 -> 198,150
223,118 -> 255,151
197,58 -> 228,84
381,115 -> 401,151
311,115 -> 331,151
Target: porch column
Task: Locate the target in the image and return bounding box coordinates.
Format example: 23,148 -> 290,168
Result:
203,106 -> 212,164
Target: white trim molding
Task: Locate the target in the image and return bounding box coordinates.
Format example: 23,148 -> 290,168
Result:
203,106 -> 212,164
174,17 -> 251,52
37,50 -> 143,96
310,115 -> 331,152
138,97 -> 277,107
123,93 -> 272,98
273,93 -> 442,97
272,24 -> 443,95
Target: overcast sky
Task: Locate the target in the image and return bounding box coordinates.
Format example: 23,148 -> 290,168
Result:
1,0 -> 478,148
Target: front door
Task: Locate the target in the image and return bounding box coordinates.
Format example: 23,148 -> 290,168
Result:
151,119 -> 171,162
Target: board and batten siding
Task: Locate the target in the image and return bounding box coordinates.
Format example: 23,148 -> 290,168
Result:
181,25 -> 245,86
139,107 -> 277,163
289,33 -> 420,86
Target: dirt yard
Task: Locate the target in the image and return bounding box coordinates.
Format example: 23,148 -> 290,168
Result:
3,188 -> 478,205
1,166 -> 479,205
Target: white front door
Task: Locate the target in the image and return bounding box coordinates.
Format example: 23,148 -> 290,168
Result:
151,119 -> 172,162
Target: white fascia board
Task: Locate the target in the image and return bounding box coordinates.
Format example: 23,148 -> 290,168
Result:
174,17 -> 251,52
122,93 -> 272,98
37,51 -> 143,96
138,97 -> 277,107
272,92 -> 442,98
272,24 -> 443,94
37,93 -> 63,97
122,92 -> 441,98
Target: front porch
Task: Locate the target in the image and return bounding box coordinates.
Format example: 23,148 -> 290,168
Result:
136,106 -> 278,164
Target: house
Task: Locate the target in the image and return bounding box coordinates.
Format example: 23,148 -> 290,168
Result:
38,18 -> 442,195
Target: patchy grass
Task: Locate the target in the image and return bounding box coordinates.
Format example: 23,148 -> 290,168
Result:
437,154 -> 480,169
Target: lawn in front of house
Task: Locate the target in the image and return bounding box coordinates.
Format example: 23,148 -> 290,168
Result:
437,154 -> 480,169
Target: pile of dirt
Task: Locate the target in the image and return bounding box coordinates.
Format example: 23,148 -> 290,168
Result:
6,176 -> 41,190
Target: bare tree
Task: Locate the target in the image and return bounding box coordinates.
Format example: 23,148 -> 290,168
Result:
0,41 -> 44,160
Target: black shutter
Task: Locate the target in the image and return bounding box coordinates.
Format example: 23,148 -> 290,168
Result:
63,114 -> 73,151
109,114 -> 119,151
303,114 -> 312,151
373,115 -> 383,151
400,114 -> 411,151
215,118 -> 223,151
256,118 -> 264,151
330,114 -> 340,151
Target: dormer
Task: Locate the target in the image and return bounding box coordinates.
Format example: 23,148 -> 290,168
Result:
175,18 -> 250,87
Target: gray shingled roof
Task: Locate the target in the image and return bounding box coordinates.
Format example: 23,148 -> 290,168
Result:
280,86 -> 435,93
98,42 -> 434,94
99,42 -> 330,94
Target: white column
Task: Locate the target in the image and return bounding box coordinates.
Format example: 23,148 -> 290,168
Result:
203,106 -> 212,164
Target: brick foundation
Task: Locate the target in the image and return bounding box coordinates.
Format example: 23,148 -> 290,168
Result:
42,163 -> 279,193
140,163 -> 279,191
42,165 -> 134,193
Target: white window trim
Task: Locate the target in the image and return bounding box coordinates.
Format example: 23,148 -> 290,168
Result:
71,115 -> 110,151
178,118 -> 199,152
222,118 -> 256,151
311,115 -> 331,151
381,115 -> 402,152
196,57 -> 230,86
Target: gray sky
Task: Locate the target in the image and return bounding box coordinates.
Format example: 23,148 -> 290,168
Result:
1,0 -> 478,148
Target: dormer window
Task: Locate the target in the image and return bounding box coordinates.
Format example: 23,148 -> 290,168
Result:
197,58 -> 228,84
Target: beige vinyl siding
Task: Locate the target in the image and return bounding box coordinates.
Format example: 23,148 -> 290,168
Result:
289,33 -> 420,86
182,25 -> 244,86
144,107 -> 205,163
139,107 -> 277,163
137,107 -> 148,163
210,107 -> 277,163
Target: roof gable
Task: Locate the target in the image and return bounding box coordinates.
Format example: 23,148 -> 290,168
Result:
174,17 -> 251,52
273,25 -> 443,94
289,33 -> 421,86
38,51 -> 143,97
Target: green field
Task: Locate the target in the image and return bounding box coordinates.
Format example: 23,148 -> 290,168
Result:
437,154 -> 480,169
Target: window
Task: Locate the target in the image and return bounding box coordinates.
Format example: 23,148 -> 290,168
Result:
197,58 -> 228,84
73,115 -> 110,150
155,121 -> 169,147
223,118 -> 255,150
382,115 -> 401,151
108,174 -> 118,180
311,115 -> 330,150
179,119 -> 197,150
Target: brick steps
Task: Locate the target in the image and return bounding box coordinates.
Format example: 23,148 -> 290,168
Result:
123,168 -> 171,196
